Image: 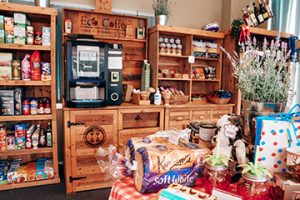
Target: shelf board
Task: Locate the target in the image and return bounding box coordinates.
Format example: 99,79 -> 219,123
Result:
159,78 -> 191,81
0,80 -> 51,86
192,79 -> 220,82
0,148 -> 53,157
0,178 -> 60,191
0,115 -> 52,122
159,54 -> 189,59
0,43 -> 51,51
194,57 -> 220,61
0,2 -> 57,16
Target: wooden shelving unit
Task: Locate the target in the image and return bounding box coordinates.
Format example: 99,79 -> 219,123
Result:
149,25 -> 224,102
0,2 -> 59,190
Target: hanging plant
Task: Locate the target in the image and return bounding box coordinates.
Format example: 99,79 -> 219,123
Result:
231,18 -> 244,45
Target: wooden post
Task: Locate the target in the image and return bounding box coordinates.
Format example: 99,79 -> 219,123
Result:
95,0 -> 112,13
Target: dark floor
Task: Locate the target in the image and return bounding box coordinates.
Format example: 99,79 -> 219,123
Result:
0,182 -> 111,200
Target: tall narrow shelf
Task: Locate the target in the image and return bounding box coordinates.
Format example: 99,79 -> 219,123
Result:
0,2 -> 59,190
149,25 -> 224,102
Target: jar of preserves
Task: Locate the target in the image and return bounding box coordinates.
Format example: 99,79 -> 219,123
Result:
22,99 -> 30,115
202,164 -> 231,194
237,173 -> 270,200
34,31 -> 42,45
37,100 -> 44,114
44,98 -> 51,114
30,99 -> 38,115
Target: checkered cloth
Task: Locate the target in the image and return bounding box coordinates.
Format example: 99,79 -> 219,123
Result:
109,178 -> 156,200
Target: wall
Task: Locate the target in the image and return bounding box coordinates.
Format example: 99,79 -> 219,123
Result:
53,0 -> 223,29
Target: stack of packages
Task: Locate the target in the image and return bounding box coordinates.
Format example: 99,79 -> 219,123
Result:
125,129 -> 210,194
254,104 -> 300,199
0,53 -> 12,80
0,158 -> 54,185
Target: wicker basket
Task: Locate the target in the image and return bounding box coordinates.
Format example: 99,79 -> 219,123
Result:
169,95 -> 189,105
208,97 -> 231,104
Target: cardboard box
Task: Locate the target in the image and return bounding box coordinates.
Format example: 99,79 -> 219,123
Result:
4,17 -> 13,31
0,90 -> 14,115
26,162 -> 36,182
14,88 -> 22,115
0,30 -> 4,43
16,165 -> 28,183
42,26 -> 50,45
15,137 -> 25,150
0,66 -> 12,80
7,164 -> 20,184
0,15 -> 4,30
274,172 -> 300,200
0,53 -> 12,66
5,30 -> 14,43
14,13 -> 26,25
14,24 -> 26,44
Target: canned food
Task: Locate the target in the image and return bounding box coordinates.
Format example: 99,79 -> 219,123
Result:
30,99 -> 38,115
22,99 -> 30,115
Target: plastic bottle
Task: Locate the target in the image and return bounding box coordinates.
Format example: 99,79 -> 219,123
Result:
154,88 -> 161,105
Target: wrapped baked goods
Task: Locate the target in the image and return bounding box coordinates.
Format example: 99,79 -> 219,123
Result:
156,183 -> 217,200
126,130 -> 210,193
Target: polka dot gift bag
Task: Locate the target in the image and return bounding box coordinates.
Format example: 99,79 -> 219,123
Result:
254,104 -> 300,175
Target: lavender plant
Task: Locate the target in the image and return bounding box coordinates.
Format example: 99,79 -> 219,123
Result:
152,0 -> 173,16
222,37 -> 292,103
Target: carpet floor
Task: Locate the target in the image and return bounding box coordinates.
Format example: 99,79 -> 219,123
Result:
0,182 -> 111,200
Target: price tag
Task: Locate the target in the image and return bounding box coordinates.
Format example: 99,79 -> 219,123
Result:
188,55 -> 195,64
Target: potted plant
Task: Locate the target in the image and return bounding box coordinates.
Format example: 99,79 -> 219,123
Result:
152,0 -> 172,25
222,37 -> 293,145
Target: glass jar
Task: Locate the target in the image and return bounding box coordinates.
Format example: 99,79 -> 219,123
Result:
166,43 -> 172,55
237,173 -> 270,200
34,31 -> 42,45
159,43 -> 166,55
202,164 -> 231,194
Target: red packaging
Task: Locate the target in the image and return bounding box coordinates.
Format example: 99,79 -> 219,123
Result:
30,51 -> 41,80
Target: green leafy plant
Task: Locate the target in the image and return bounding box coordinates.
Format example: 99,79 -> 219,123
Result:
222,37 -> 292,103
203,154 -> 231,167
152,0 -> 173,16
231,18 -> 244,44
239,162 -> 272,178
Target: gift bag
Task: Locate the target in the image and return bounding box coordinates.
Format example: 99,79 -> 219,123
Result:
254,104 -> 300,175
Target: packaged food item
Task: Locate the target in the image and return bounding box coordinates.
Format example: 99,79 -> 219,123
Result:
5,30 -> 14,43
0,53 -> 12,80
0,90 -> 14,115
44,98 -> 51,114
41,62 -> 51,81
26,162 -> 36,182
126,133 -> 210,193
30,51 -> 41,80
30,98 -> 38,115
21,54 -> 31,80
0,124 -> 5,141
16,165 -> 28,183
15,137 -> 25,150
4,17 -> 13,31
22,99 -> 30,115
65,19 -> 72,34
37,99 -> 44,114
0,52 -> 12,67
26,26 -> 34,45
44,159 -> 54,179
14,13 -> 26,25
0,30 -> 4,44
12,60 -> 21,80
7,159 -> 22,184
32,124 -> 40,149
39,128 -> 46,147
0,141 -> 5,152
15,123 -> 26,138
0,160 -> 9,185
46,121 -> 52,147
14,24 -> 26,44
42,26 -> 50,45
0,15 -> 4,30
14,88 -> 22,115
34,31 -> 42,45
25,124 -> 35,149
0,66 -> 11,80
6,134 -> 15,150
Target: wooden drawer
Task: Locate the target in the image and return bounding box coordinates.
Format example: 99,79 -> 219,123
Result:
191,110 -> 211,123
211,107 -> 233,122
118,108 -> 164,130
168,110 -> 191,130
118,127 -> 160,154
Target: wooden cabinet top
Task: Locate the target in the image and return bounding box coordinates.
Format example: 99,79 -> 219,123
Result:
149,25 -> 225,39
0,2 -> 57,15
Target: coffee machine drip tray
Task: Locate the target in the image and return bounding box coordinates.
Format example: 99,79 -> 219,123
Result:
70,99 -> 106,108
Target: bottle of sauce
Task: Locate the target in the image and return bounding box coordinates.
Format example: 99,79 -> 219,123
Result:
46,121 -> 52,147
32,124 -> 40,149
44,98 -> 51,114
25,124 -> 35,149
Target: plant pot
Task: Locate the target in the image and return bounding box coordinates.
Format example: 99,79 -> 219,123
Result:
155,15 -> 168,26
242,100 -> 286,146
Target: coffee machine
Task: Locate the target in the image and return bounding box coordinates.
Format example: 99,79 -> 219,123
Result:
65,38 -> 123,108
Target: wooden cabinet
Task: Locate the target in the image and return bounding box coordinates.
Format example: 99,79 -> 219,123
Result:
165,104 -> 234,129
64,109 -> 117,193
118,107 -> 164,154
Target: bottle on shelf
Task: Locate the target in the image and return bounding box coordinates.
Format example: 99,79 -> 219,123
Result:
242,8 -> 253,27
252,2 -> 264,24
247,5 -> 258,26
258,0 -> 269,19
39,128 -> 46,147
25,124 -> 35,149
32,124 -> 40,149
154,88 -> 162,105
46,121 -> 52,147
263,0 -> 273,17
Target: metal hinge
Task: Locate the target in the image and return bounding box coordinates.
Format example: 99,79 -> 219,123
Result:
69,176 -> 87,183
67,121 -> 86,128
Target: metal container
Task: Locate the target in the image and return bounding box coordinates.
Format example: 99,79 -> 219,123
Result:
199,123 -> 217,142
35,0 -> 50,7
155,15 -> 168,26
242,100 -> 286,145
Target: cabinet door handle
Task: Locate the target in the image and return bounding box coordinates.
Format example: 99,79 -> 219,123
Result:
135,115 -> 142,121
175,116 -> 184,121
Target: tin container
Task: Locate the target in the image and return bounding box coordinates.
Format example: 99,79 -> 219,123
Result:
12,60 -> 21,80
30,99 -> 38,115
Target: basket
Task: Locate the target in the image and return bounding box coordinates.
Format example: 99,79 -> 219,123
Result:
169,95 -> 189,105
208,97 -> 231,104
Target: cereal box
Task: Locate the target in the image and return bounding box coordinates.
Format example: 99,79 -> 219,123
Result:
15,137 -> 25,150
14,13 -> 26,25
26,162 -> 36,182
14,24 -> 26,44
15,123 -> 26,137
16,165 -> 28,183
42,26 -> 50,46
7,164 -> 19,184
44,160 -> 54,179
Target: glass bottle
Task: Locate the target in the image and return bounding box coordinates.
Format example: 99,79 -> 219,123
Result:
253,2 -> 264,24
247,5 -> 258,26
202,164 -> 231,194
263,0 -> 273,17
237,173 -> 270,200
258,0 -> 269,19
242,8 -> 253,27
46,121 -> 52,147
